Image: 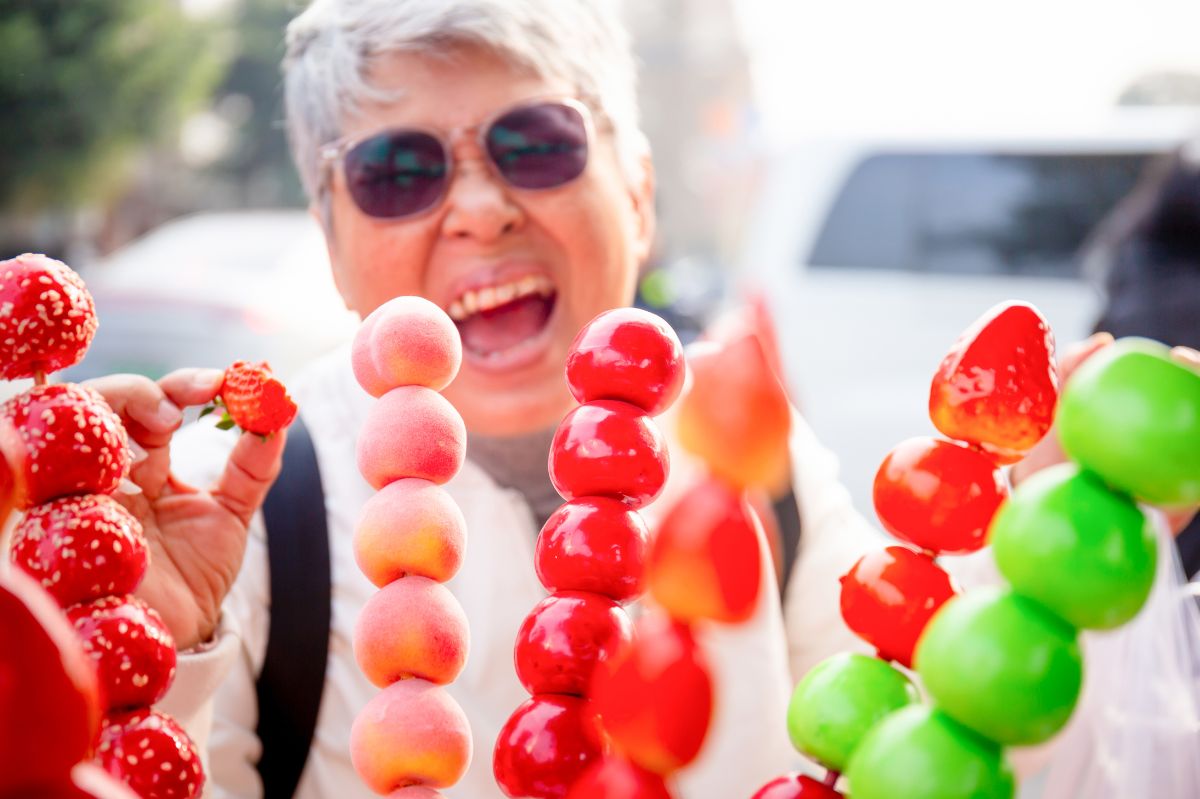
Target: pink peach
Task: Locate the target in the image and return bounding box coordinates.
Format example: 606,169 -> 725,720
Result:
357,386 -> 466,489
355,479 -> 467,586
388,789 -> 444,799
350,680 -> 472,793
354,576 -> 469,687
353,297 -> 462,396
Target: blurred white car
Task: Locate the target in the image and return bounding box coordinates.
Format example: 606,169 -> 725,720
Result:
65,210 -> 358,383
739,108 -> 1200,513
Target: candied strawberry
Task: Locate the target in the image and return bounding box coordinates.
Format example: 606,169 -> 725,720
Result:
96,709 -> 204,799
0,383 -> 130,508
0,570 -> 101,796
208,360 -> 297,435
11,494 -> 148,607
67,595 -> 177,711
0,254 -> 98,380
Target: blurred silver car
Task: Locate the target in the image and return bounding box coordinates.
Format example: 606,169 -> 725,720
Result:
65,210 -> 358,383
739,109 -> 1199,513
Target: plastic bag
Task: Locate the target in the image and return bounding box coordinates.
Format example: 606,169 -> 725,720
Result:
1034,512 -> 1200,798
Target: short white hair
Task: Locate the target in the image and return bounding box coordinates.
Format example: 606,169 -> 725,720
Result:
284,0 -> 648,204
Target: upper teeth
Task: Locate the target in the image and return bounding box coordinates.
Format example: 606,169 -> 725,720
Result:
448,275 -> 555,320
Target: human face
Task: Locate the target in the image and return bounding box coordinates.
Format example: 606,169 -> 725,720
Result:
321,46 -> 655,437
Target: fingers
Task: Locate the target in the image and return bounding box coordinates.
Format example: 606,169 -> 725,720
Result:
210,428 -> 288,528
85,373 -> 184,450
1057,332 -> 1114,382
1170,345 -> 1200,371
157,367 -> 226,408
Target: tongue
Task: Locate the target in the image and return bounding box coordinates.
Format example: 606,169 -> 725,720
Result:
457,293 -> 555,356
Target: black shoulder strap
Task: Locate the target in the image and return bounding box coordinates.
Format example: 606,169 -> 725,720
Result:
255,415 -> 332,798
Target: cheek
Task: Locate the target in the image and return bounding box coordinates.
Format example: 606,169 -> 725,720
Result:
331,204 -> 434,316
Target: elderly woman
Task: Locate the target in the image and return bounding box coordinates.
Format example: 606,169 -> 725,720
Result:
86,1 -> 875,797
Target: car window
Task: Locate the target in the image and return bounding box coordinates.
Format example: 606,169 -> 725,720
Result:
807,151 -> 1150,277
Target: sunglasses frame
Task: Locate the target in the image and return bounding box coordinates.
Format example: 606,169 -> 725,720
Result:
318,95 -> 597,220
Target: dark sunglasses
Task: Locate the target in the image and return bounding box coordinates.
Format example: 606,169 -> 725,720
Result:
319,97 -> 593,220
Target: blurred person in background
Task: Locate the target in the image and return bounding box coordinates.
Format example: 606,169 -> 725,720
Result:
1084,140 -> 1200,576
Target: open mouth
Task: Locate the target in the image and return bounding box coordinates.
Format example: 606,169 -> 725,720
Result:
447,274 -> 558,368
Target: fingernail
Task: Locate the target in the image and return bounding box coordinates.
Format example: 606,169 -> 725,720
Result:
193,368 -> 225,390
156,398 -> 183,428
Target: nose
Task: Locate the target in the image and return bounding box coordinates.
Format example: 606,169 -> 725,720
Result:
440,156 -> 523,243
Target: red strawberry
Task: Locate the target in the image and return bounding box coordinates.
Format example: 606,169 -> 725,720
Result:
12,494 -> 148,608
929,301 -> 1058,463
67,595 -> 177,711
96,709 -> 204,799
0,254 -> 98,380
0,383 -> 130,507
0,569 -> 101,796
208,360 -> 297,435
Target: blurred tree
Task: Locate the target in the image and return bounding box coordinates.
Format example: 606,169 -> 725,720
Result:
0,0 -> 225,214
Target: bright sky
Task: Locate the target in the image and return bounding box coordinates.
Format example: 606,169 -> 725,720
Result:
733,0 -> 1200,139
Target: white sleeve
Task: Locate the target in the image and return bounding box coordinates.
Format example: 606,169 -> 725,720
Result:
782,411 -> 887,680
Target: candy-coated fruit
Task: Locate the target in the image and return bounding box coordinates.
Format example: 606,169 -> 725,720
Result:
493,695 -> 604,799
751,773 -> 843,799
354,478 -> 466,586
786,653 -> 919,772
845,706 -> 1015,799
872,437 -> 1007,554
0,253 -> 97,380
1,383 -> 129,507
96,709 -> 204,799
1057,337 -> 1200,506
565,308 -> 685,416
357,386 -> 466,489
591,613 -> 713,775
915,588 -> 1082,745
535,498 -> 648,602
929,301 -> 1057,463
353,296 -> 462,395
11,494 -> 148,608
566,757 -> 674,799
67,763 -> 141,798
646,476 -> 763,623
350,679 -> 472,792
676,333 -> 791,491
549,400 -> 668,509
0,569 -> 100,795
991,463 -> 1156,629
839,546 -> 957,668
217,361 -> 297,435
514,591 -> 632,696
67,595 -> 177,711
353,576 -> 469,687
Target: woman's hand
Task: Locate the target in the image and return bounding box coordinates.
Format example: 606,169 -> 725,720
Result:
85,368 -> 288,650
1011,335 -> 1199,535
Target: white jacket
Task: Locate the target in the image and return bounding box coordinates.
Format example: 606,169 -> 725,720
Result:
158,345 -> 887,799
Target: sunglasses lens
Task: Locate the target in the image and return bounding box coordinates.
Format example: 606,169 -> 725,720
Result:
343,130 -> 448,218
486,102 -> 589,189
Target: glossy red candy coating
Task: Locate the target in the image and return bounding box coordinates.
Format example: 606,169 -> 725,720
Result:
647,476 -> 763,623
515,591 -> 633,696
591,613 -> 714,776
549,401 -> 668,509
96,709 -> 204,799
751,774 -> 844,799
493,695 -> 605,799
873,437 -> 1007,554
566,757 -> 675,799
0,253 -> 98,381
840,546 -> 957,668
12,494 -> 148,608
535,498 -> 649,602
929,301 -> 1058,463
68,595 -> 177,711
0,570 -> 100,796
566,308 -> 685,417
